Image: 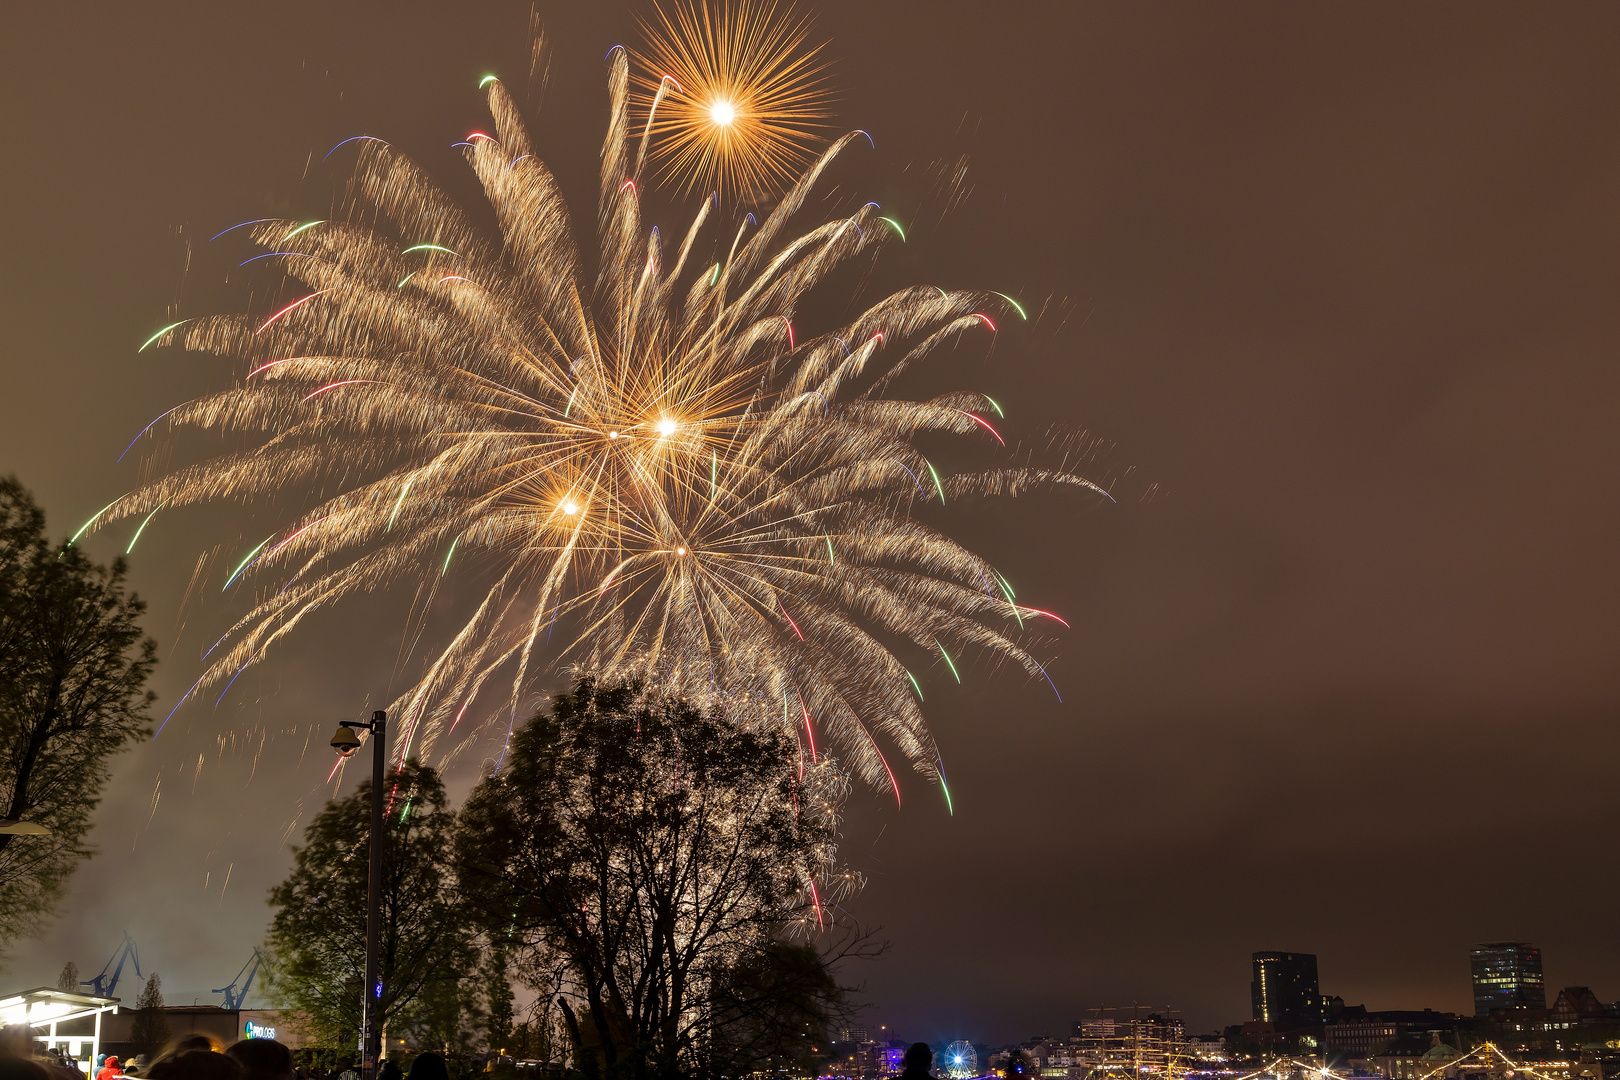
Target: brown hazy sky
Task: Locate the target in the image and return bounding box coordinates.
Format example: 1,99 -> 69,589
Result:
3,1 -> 1619,1045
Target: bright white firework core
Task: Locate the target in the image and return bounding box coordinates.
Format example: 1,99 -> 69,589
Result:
709,99 -> 736,126
655,417 -> 677,437
561,502 -> 579,515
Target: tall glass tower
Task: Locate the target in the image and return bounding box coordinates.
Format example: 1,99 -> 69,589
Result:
1470,942 -> 1546,1016
1252,952 -> 1321,1029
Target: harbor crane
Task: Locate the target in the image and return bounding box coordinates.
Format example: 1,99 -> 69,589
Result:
81,933 -> 141,999
213,949 -> 261,1010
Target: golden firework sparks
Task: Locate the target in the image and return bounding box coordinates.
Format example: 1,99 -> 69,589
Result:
632,0 -> 835,202
102,50 -> 1110,800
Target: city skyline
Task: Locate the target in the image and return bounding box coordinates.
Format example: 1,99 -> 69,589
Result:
3,0 -> 1620,1052
9,934 -> 1611,1048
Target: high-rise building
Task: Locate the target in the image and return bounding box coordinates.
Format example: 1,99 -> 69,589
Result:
1252,952 -> 1322,1029
1470,942 -> 1546,1016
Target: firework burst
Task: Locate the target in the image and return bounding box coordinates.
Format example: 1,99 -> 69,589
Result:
104,46 -> 1111,796
632,0 -> 834,202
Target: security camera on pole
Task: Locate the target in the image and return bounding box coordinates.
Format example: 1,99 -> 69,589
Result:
330,711 -> 386,1080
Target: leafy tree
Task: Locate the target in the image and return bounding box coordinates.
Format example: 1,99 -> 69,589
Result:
56,962 -> 78,992
409,958 -> 483,1056
0,478 -> 156,958
482,945 -> 516,1053
708,941 -> 840,1079
455,678 -> 855,1080
264,760 -> 475,1050
129,973 -> 170,1060
505,1007 -> 567,1067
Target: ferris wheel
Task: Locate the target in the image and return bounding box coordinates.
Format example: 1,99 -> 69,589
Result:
945,1041 -> 978,1079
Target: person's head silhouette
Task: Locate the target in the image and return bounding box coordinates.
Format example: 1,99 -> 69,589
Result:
903,1044 -> 933,1076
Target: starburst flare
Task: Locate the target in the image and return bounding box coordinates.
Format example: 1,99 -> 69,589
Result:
632,0 -> 835,202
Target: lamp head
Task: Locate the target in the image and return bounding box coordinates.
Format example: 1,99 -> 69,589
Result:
329,725 -> 362,756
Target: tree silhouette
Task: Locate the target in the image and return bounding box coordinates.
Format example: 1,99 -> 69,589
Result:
0,478 -> 156,958
130,974 -> 170,1060
456,678 -> 856,1080
265,761 -> 475,1050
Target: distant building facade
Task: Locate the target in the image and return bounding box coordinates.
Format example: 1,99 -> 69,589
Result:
1323,1009 -> 1459,1060
1252,952 -> 1322,1029
827,1031 -> 906,1078
1548,987 -> 1609,1029
871,1045 -> 905,1075
1373,1032 -> 1459,1080
99,1006 -> 302,1060
1471,942 -> 1547,1017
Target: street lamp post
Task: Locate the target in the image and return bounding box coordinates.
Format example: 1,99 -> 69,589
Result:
330,711 -> 386,1080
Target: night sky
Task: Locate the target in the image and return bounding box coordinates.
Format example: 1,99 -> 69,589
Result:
4,0 -> 1620,1047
